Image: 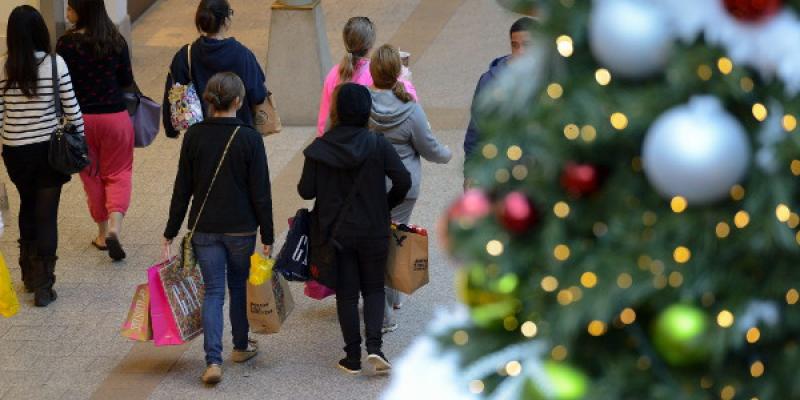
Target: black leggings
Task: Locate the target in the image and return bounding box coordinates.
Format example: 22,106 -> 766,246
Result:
335,236 -> 389,357
2,141 -> 68,258
17,185 -> 62,257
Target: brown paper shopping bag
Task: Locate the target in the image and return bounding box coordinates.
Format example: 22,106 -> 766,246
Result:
386,227 -> 430,295
121,284 -> 153,341
247,273 -> 294,334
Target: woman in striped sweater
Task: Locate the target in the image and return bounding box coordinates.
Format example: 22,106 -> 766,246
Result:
0,6 -> 84,307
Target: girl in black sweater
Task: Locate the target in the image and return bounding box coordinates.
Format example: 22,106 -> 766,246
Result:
298,83 -> 411,375
164,72 -> 273,385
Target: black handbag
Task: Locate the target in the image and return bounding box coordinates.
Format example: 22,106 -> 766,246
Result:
308,137 -> 375,289
47,54 -> 90,175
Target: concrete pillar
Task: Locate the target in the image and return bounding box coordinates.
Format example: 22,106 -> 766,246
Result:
39,0 -> 65,46
104,0 -> 132,48
265,0 -> 332,126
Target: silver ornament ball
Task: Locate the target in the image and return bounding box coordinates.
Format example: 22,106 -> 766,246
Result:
589,0 -> 673,79
642,96 -> 751,204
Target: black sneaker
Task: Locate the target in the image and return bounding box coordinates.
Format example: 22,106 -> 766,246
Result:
366,352 -> 391,375
34,288 -> 57,307
337,358 -> 362,375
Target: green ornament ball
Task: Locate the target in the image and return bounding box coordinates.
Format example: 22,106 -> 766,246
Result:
652,304 -> 711,366
525,362 -> 589,400
544,362 -> 589,400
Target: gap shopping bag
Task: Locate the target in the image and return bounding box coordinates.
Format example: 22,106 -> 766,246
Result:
274,208 -> 311,281
247,273 -> 294,334
385,224 -> 430,295
121,284 -> 153,341
0,252 -> 19,318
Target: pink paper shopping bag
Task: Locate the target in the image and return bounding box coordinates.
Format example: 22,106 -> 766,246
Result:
148,258 -> 184,346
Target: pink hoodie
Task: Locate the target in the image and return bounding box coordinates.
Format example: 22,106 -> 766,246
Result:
317,58 -> 418,136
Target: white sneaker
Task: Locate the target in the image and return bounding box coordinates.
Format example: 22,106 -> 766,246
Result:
382,323 -> 398,334
366,353 -> 391,375
231,340 -> 259,363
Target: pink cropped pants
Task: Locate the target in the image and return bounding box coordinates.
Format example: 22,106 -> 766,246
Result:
79,111 -> 134,223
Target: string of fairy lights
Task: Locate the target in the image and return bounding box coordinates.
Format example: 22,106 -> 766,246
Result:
457,0 -> 800,397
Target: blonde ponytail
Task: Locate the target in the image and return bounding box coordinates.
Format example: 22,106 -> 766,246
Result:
338,16 -> 375,82
338,52 -> 357,83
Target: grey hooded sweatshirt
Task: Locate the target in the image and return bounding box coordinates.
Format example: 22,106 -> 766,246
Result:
369,89 -> 452,199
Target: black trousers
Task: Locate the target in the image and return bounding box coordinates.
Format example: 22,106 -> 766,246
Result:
2,142 -> 67,257
335,236 -> 389,358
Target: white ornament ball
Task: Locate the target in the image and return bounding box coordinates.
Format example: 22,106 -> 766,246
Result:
589,0 -> 674,79
642,96 -> 751,204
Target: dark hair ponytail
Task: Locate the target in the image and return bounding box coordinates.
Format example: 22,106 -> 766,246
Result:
3,5 -> 51,97
195,0 -> 231,35
67,0 -> 125,57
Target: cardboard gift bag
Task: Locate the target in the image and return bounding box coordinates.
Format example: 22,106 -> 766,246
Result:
159,256 -> 204,342
121,284 -> 153,341
148,256 -> 204,346
385,225 -> 430,295
247,273 -> 294,334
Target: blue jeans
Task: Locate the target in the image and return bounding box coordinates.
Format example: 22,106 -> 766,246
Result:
192,232 -> 256,365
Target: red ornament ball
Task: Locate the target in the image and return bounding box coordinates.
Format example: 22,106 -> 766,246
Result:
499,192 -> 537,234
448,189 -> 492,223
723,0 -> 782,22
561,162 -> 600,197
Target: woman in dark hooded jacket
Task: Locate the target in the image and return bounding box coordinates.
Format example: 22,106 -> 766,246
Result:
298,83 -> 411,376
162,0 -> 268,138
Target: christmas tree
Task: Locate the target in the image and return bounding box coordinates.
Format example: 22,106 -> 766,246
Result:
391,0 -> 800,398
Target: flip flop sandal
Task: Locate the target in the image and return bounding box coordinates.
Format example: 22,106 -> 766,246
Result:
91,240 -> 108,251
106,234 -> 126,261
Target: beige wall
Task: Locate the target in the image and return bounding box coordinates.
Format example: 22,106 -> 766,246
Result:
0,0 -> 130,55
1,0 -> 41,54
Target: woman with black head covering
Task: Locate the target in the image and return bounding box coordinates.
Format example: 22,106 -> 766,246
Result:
298,83 -> 411,376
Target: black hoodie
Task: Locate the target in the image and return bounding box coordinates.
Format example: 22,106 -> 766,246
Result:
162,36 -> 268,137
298,84 -> 411,239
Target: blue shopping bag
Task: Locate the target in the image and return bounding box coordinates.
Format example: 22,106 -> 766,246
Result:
274,208 -> 311,281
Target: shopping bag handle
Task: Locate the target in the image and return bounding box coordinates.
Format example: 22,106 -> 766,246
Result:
162,242 -> 172,262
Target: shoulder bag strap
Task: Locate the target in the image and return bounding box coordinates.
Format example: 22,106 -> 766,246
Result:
187,125 -> 241,240
50,54 -> 63,123
168,43 -> 192,83
187,44 -> 192,81
329,135 -> 377,237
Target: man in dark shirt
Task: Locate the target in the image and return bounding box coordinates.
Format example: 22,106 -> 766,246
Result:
463,17 -> 535,189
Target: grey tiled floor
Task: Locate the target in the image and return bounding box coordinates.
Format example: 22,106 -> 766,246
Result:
0,0 -> 518,399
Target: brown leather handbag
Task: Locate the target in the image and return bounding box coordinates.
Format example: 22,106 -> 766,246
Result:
253,89 -> 282,136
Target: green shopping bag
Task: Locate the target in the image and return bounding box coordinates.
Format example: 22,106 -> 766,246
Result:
0,251 -> 20,318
